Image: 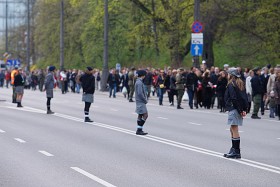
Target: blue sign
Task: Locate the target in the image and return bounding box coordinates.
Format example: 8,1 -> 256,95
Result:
116,63 -> 121,71
191,44 -> 203,56
7,59 -> 21,67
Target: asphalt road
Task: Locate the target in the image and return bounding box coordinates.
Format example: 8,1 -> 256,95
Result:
0,87 -> 280,187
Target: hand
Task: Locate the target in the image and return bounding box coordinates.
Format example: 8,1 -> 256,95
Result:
241,111 -> 247,117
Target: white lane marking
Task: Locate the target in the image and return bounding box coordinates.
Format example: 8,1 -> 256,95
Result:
71,167 -> 116,187
38,150 -> 54,157
0,129 -> 5,133
132,112 -> 137,115
277,138 -> 280,140
110,108 -> 118,112
92,106 -> 99,108
157,117 -> 168,120
189,122 -> 202,126
91,122 -> 280,175
14,138 -> 26,143
4,105 -> 280,175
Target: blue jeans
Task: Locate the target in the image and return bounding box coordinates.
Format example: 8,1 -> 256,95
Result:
109,83 -> 117,97
158,88 -> 165,105
270,107 -> 275,118
187,89 -> 194,108
76,83 -> 81,93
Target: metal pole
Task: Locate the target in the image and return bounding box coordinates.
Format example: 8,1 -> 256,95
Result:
60,0 -> 64,70
5,0 -> 8,52
101,0 -> 109,91
26,0 -> 30,71
193,0 -> 200,68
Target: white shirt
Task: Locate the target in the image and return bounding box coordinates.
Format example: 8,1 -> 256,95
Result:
246,76 -> 252,95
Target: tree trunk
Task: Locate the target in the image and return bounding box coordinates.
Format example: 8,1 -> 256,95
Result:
101,0 -> 109,91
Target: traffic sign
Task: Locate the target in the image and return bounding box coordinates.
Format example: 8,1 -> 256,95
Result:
192,21 -> 203,33
6,59 -> 21,67
191,33 -> 203,44
191,44 -> 203,56
191,33 -> 203,56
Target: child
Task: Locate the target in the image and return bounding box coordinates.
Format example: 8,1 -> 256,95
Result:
269,91 -> 276,118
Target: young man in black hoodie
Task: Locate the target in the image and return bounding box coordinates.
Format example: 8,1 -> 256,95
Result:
80,67 -> 95,122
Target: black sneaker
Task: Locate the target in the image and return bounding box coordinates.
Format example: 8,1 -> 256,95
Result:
47,110 -> 55,114
224,148 -> 241,159
129,99 -> 134,102
136,130 -> 148,135
85,118 -> 94,123
251,115 -> 261,119
177,106 -> 184,109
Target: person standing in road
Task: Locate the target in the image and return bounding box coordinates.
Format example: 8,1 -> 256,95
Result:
176,68 -> 185,109
169,69 -> 178,106
273,70 -> 280,120
45,66 -> 56,114
14,68 -> 25,107
245,70 -> 254,113
156,70 -> 166,106
128,67 -> 136,102
251,67 -> 263,119
107,69 -> 120,98
260,67 -> 270,115
80,67 -> 95,123
11,66 -> 19,103
135,70 -> 148,135
186,67 -> 198,109
216,71 -> 228,113
224,68 -> 248,159
38,69 -> 45,92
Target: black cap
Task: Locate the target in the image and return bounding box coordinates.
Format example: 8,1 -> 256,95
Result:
253,67 -> 261,72
48,66 -> 56,72
87,67 -> 93,71
137,70 -> 146,77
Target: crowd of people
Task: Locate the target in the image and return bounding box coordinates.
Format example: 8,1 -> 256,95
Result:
1,62 -> 277,121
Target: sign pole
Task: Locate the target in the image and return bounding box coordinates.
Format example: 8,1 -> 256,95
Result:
193,0 -> 200,68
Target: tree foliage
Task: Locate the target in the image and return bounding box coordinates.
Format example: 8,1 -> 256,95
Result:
29,0 -> 280,69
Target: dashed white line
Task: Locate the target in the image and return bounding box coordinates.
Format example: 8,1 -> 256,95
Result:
38,150 -> 54,157
110,108 -> 118,112
157,117 -> 168,120
189,122 -> 202,126
132,112 -> 137,115
277,138 -> 280,140
0,129 -> 5,133
14,138 -> 26,143
71,167 -> 116,187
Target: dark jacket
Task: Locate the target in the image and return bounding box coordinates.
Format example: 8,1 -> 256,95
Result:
120,73 -> 129,88
170,75 -> 176,90
143,72 -> 153,85
80,73 -> 95,94
186,72 -> 198,91
107,73 -> 120,86
14,74 -> 25,87
217,78 -> 228,97
225,81 -> 248,114
251,74 -> 263,97
260,74 -> 270,94
156,75 -> 166,88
